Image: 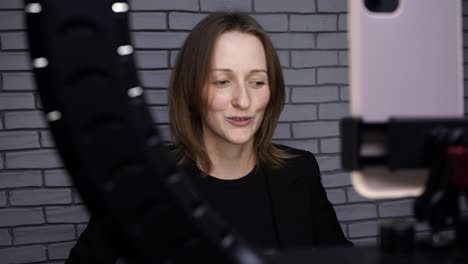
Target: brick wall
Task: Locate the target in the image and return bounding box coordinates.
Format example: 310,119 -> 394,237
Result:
0,0 -> 466,263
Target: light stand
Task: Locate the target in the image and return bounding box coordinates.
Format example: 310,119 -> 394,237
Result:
341,117 -> 468,260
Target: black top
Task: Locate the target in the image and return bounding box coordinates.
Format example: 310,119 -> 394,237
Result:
66,145 -> 351,263
191,165 -> 279,248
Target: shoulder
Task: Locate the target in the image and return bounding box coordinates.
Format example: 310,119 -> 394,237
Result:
269,144 -> 321,184
273,143 -> 319,169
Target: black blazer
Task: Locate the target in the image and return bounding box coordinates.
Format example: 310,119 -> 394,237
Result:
66,145 -> 351,263
257,145 -> 349,248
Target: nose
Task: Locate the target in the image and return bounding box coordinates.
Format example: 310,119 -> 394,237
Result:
232,81 -> 251,109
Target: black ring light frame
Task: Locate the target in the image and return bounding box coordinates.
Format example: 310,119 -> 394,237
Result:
23,0 -> 266,263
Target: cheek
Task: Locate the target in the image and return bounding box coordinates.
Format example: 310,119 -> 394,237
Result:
207,92 -> 231,112
255,90 -> 271,111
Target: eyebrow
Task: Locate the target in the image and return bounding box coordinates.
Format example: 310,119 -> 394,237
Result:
211,68 -> 268,74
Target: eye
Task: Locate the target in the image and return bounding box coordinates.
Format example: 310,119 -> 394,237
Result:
250,81 -> 267,88
213,80 -> 230,87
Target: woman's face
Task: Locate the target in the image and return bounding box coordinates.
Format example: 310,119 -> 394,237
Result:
201,31 -> 271,148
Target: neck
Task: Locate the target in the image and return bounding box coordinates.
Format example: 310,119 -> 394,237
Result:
203,138 -> 256,180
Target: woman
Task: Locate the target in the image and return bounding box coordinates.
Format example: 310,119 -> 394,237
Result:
66,11 -> 350,263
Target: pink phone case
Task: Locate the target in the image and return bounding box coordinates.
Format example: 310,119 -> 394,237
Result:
348,0 -> 463,198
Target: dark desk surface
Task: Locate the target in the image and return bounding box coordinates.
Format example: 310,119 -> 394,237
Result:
266,246 -> 466,264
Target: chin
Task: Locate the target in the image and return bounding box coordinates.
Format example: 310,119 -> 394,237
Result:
227,139 -> 251,145
226,135 -> 253,145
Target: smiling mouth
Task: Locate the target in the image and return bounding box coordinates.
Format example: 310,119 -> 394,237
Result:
228,117 -> 251,121
226,116 -> 253,126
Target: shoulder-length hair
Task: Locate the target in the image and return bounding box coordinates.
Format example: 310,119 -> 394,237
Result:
169,11 -> 293,172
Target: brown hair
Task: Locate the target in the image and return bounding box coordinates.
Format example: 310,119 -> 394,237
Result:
169,11 -> 293,172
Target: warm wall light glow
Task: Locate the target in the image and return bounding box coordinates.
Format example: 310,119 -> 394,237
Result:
112,2 -> 129,13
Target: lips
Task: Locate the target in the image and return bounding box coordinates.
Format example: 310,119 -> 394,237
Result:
226,116 -> 253,126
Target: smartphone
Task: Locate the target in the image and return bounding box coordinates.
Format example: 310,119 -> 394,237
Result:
348,0 -> 463,198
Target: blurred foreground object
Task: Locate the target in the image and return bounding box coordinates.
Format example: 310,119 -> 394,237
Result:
343,0 -> 467,260
23,0 -> 265,263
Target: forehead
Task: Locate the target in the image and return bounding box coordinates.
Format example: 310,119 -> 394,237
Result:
211,31 -> 267,70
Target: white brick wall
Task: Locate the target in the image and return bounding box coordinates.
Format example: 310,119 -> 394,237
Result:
200,0 -> 252,12
0,245 -> 47,263
0,0 -> 467,262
